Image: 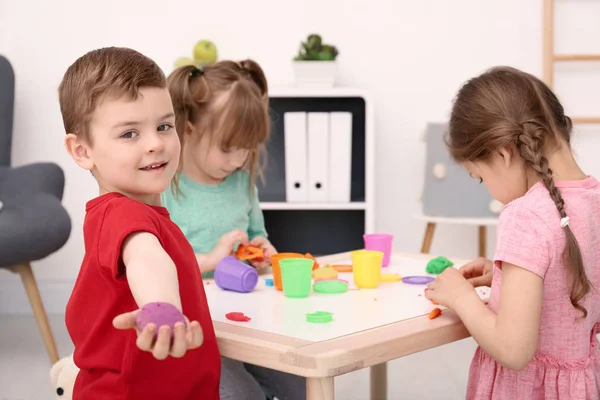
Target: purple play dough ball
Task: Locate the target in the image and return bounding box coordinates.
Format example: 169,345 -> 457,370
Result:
136,302 -> 187,338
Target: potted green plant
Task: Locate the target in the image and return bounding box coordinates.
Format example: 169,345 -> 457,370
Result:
293,34 -> 339,87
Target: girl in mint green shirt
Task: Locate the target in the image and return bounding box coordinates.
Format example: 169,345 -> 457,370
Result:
162,60 -> 306,400
162,60 -> 277,279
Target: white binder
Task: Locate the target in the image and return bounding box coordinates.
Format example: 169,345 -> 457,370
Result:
328,112 -> 353,202
283,112 -> 308,202
307,112 -> 330,202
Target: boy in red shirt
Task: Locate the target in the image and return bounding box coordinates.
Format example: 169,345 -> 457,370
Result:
60,47 -> 221,399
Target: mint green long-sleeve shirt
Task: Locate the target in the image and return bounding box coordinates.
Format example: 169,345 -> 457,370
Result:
161,170 -> 267,278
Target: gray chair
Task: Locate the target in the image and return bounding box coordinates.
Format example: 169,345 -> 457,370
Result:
0,55 -> 71,364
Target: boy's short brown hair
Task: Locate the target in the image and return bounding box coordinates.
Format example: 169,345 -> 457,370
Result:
58,47 -> 166,142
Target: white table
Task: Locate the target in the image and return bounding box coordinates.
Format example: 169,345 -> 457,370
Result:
205,250 -> 489,400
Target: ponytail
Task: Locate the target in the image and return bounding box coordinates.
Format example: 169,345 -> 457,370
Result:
167,65 -> 210,141
166,65 -> 211,196
240,60 -> 269,191
238,59 -> 269,99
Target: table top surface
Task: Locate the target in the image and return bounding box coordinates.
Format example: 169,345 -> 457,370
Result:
207,250 -> 489,378
206,252 -> 488,342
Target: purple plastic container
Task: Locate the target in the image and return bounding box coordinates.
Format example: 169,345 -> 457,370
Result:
214,256 -> 258,293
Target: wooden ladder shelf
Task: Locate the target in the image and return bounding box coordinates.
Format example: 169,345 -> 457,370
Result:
543,0 -> 600,124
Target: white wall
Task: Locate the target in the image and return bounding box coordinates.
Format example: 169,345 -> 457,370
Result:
1,0 -> 599,313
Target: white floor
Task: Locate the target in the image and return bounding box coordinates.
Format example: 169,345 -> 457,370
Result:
0,314 -> 476,400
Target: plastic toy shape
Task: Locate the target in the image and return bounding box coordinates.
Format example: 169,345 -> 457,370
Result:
313,279 -> 348,294
332,264 -> 352,272
236,245 -> 264,261
380,273 -> 402,282
226,312 -> 251,322
306,311 -> 333,323
429,308 -> 442,319
402,276 -> 435,285
312,264 -> 338,280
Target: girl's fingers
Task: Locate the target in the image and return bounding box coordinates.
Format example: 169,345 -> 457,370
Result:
460,264 -> 483,279
468,274 -> 492,288
252,261 -> 268,269
231,230 -> 249,244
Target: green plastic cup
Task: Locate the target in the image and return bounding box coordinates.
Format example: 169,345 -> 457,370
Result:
280,258 -> 314,298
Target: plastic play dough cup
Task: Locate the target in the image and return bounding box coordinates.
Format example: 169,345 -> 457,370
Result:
351,250 -> 383,289
214,256 -> 259,293
279,258 -> 314,298
270,253 -> 304,291
363,233 -> 394,267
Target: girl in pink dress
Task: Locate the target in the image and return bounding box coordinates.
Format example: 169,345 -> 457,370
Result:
425,66 -> 600,400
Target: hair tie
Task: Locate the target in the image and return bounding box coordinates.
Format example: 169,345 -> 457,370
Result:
560,216 -> 570,228
189,67 -> 204,78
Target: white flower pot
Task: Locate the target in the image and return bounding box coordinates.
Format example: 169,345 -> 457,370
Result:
292,60 -> 337,88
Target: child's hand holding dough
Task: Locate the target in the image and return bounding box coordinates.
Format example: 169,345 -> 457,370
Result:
112,303 -> 204,360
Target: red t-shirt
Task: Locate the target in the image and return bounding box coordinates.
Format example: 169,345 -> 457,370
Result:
66,192 -> 220,400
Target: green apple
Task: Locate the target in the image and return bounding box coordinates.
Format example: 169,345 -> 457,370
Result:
174,56 -> 195,68
193,40 -> 218,66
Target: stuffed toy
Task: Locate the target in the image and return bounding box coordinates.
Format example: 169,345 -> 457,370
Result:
50,354 -> 79,399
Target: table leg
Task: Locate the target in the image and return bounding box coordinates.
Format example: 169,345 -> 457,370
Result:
421,222 -> 436,253
478,225 -> 486,258
306,377 -> 334,400
370,363 -> 387,399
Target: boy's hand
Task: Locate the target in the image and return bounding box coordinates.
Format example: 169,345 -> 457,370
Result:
248,236 -> 276,269
206,230 -> 249,270
113,310 -> 203,360
459,257 -> 494,287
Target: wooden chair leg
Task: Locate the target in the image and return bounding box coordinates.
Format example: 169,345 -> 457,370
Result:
421,222 -> 436,253
10,263 -> 60,364
478,225 -> 487,258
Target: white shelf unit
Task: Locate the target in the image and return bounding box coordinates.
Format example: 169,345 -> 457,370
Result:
269,86 -> 373,99
260,202 -> 368,211
258,87 -> 375,255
